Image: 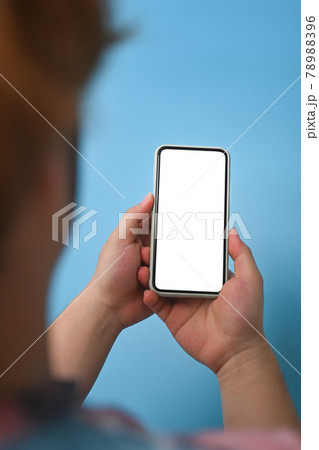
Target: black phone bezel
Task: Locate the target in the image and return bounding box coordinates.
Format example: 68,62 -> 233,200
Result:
151,145 -> 229,296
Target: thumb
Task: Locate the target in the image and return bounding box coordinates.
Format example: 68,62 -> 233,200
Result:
118,193 -> 154,242
228,227 -> 262,283
143,290 -> 173,324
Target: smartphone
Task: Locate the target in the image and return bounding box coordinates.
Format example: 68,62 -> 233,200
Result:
149,145 -> 230,298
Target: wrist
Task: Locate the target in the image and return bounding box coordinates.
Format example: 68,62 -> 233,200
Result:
216,338 -> 278,389
216,338 -> 300,431
85,283 -> 124,336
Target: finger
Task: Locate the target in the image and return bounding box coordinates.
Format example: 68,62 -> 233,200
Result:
139,212 -> 153,247
228,228 -> 262,282
143,290 -> 173,323
140,247 -> 150,265
137,266 -> 149,288
227,269 -> 234,280
136,236 -> 143,248
118,193 -> 154,243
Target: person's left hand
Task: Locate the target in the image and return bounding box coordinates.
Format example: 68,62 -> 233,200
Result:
137,230 -> 265,375
89,193 -> 154,332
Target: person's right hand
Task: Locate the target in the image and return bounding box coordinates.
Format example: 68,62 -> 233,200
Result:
137,228 -> 265,375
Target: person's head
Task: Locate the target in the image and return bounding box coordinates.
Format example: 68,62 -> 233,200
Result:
0,0 -> 117,391
0,0 -> 117,274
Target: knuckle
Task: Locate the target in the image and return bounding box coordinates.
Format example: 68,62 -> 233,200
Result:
154,300 -> 166,317
246,245 -> 253,256
125,206 -> 135,215
253,270 -> 263,286
258,272 -> 264,286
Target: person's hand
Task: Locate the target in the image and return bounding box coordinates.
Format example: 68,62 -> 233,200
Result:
137,228 -> 265,374
89,192 -> 154,333
48,193 -> 155,397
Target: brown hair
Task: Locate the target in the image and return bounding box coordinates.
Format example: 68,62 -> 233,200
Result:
0,0 -> 117,237
9,0 -> 118,88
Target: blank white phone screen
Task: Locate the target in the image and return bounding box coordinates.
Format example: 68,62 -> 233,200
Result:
154,148 -> 227,293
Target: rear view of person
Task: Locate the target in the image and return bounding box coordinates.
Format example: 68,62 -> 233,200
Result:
0,1 -> 300,449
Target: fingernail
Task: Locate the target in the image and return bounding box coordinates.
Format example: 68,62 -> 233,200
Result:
229,227 -> 238,236
141,192 -> 152,205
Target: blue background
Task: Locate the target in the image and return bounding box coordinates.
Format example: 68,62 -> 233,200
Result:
48,0 -> 301,432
